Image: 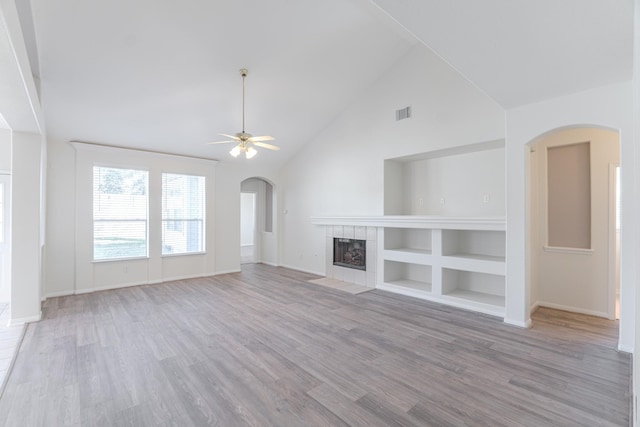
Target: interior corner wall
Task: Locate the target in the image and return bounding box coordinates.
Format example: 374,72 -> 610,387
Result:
505,81 -> 635,349
11,131 -> 42,323
278,44 -> 505,275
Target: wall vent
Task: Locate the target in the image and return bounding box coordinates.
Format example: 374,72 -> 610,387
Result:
396,106 -> 411,121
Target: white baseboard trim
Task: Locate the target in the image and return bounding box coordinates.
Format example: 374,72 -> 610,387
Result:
503,317 -> 532,328
279,264 -> 324,277
160,272 -> 216,283
214,269 -> 242,276
259,261 -> 279,267
0,323 -> 26,399
617,343 -> 633,354
535,301 -> 609,319
44,290 -> 76,299
8,311 -> 42,326
75,280 -> 148,295
43,272 -> 223,301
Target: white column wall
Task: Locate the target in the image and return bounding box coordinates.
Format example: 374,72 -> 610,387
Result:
10,131 -> 42,324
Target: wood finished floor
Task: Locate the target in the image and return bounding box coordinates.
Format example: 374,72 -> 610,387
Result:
0,264 -> 630,426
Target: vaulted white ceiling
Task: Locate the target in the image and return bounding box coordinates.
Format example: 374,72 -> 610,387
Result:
7,0 -> 635,166
371,0 -> 634,108
30,0 -> 417,168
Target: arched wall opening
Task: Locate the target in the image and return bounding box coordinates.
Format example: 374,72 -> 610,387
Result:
526,125 -> 621,335
240,177 -> 278,267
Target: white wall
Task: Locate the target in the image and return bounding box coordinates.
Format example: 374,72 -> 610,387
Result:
506,81 -> 636,349
11,131 -> 42,324
212,163 -> 280,274
44,140 -> 283,291
44,141 -> 218,297
392,146 -> 505,216
278,44 -> 505,275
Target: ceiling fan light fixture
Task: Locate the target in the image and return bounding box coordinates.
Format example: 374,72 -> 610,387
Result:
230,146 -> 241,157
246,147 -> 257,159
207,68 -> 279,159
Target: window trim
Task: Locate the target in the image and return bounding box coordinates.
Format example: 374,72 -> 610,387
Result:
93,165 -> 150,261
161,172 -> 206,256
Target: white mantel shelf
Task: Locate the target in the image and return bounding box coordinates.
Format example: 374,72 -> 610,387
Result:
311,216 -> 505,231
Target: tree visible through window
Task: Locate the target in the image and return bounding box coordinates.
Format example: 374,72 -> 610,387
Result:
162,173 -> 205,255
93,166 -> 148,260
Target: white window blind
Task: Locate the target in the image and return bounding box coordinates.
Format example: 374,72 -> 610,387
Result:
93,166 -> 148,260
162,173 -> 205,255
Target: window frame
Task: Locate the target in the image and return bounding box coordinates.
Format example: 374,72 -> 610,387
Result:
161,172 -> 206,256
93,165 -> 150,262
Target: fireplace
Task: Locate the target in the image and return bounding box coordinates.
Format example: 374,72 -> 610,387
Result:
333,238 -> 366,271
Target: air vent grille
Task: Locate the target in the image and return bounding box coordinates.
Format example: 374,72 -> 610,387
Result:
396,106 -> 411,121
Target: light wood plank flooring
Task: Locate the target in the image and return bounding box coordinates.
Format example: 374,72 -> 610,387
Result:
0,264 -> 630,426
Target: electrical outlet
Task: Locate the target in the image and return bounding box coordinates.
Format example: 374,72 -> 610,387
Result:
418,197 -> 424,206
483,195 -> 490,203
440,197 -> 446,204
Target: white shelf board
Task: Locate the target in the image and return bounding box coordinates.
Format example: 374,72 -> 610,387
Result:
441,254 -> 505,275
311,216 -> 506,231
383,249 -> 433,265
442,289 -> 505,309
377,284 -> 504,318
444,253 -> 504,262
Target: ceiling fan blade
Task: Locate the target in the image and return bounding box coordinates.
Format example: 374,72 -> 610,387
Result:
219,133 -> 240,140
253,141 -> 280,151
207,140 -> 236,145
249,135 -> 275,142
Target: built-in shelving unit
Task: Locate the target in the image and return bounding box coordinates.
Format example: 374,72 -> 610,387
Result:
376,217 -> 506,318
311,215 -> 506,318
312,140 -> 507,318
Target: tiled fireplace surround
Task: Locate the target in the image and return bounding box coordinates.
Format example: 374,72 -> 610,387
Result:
325,225 -> 377,288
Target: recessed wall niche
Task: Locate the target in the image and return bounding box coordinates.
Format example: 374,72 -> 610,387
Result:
384,140 -> 506,216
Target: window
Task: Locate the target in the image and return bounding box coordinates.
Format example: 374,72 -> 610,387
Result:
162,173 -> 205,255
93,166 -> 148,260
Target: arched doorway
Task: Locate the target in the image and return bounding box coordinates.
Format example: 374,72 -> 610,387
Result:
527,126 -> 620,326
240,177 -> 277,266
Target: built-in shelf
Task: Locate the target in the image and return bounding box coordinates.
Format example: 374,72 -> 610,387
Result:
312,215 -> 507,319
440,255 -> 505,275
383,249 -> 432,265
379,217 -> 506,318
381,279 -> 433,294
439,291 -> 505,317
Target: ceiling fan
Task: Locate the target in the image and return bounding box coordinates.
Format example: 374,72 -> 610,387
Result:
208,68 -> 279,159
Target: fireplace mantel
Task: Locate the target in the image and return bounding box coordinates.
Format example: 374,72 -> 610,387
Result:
311,215 -> 505,231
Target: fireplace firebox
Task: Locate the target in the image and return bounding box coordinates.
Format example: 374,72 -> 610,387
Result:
333,238 -> 366,271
